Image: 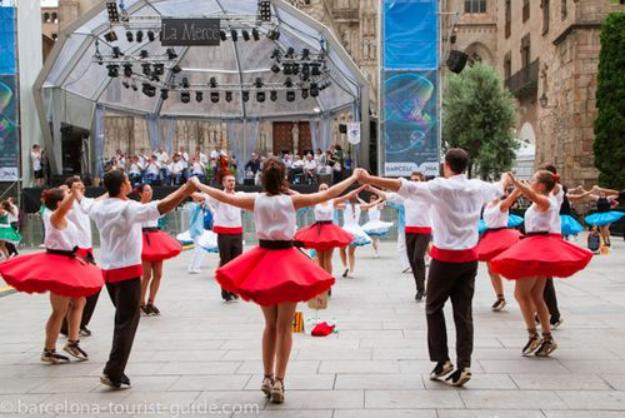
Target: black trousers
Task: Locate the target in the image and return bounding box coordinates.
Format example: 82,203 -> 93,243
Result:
217,234 -> 243,299
544,278 -> 560,321
406,233 -> 431,293
426,259 -> 477,369
103,278 -> 141,381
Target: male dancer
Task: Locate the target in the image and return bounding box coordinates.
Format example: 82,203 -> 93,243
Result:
78,170 -> 194,389
200,173 -> 244,302
357,149 -> 509,386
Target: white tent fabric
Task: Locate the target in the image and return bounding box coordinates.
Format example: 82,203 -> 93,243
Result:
39,0 -> 368,121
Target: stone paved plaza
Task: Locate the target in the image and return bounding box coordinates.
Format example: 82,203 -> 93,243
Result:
1,239 -> 625,418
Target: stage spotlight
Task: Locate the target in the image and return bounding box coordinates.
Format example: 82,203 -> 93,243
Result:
242,30 -> 250,41
180,91 -> 191,103
106,0 -> 120,23
142,83 -> 156,97
142,63 -> 151,76
282,64 -> 292,76
310,83 -> 319,97
242,91 -> 250,102
151,75 -> 160,82
285,47 -> 295,59
166,48 -> 178,60
301,48 -> 310,60
171,64 -> 182,74
311,63 -> 321,76
286,90 -> 295,102
270,90 -> 278,102
104,30 -> 118,43
220,30 -> 227,41
153,63 -> 164,76
291,63 -> 300,75
301,89 -> 309,99
126,31 -> 134,42
209,77 -> 217,88
252,28 -> 260,41
131,83 -> 138,91
147,31 -> 155,42
256,91 -> 266,103
196,91 -> 204,103
160,88 -> 169,100
225,91 -> 233,102
107,64 -> 119,77
258,0 -> 271,22
122,81 -> 130,89
271,64 -> 281,74
254,77 -> 264,89
112,46 -> 123,58
267,29 -> 280,41
123,63 -> 133,77
136,30 -> 143,42
230,30 -> 238,42
271,49 -> 281,60
181,77 -> 190,89
139,49 -> 149,59
301,64 -> 310,81
210,92 -> 220,103
284,77 -> 293,88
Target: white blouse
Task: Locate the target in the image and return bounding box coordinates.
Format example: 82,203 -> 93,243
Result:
314,201 -> 334,222
254,194 -> 296,241
483,202 -> 508,229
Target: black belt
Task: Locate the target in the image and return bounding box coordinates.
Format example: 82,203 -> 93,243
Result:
484,226 -> 508,233
46,246 -> 88,265
259,240 -> 294,250
523,231 -> 550,238
142,227 -> 159,232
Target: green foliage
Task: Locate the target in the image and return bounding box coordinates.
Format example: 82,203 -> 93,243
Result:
594,13 -> 625,188
442,62 -> 518,179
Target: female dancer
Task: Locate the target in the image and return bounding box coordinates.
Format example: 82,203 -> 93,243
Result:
476,189 -> 522,312
584,191 -> 624,248
361,191 -> 393,257
0,201 -> 21,259
0,198 -> 20,257
0,185 -> 103,363
491,171 -> 592,357
337,195 -> 376,278
137,184 -> 182,315
294,183 -> 355,278
189,159 -> 360,404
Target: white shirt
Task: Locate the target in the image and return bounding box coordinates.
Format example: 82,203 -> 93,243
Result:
67,199 -> 93,249
199,153 -> 209,165
6,204 -> 18,223
398,175 -> 504,250
31,152 -> 42,171
292,160 -> 305,169
483,202 -> 509,229
210,150 -> 219,159
205,192 -> 243,229
43,213 -> 79,252
342,203 -> 361,227
155,151 -> 169,164
387,192 -> 431,228
141,217 -> 159,228
192,162 -> 205,175
549,187 -> 564,234
146,162 -> 160,176
82,198 -> 160,270
129,163 -> 143,176
179,152 -> 189,168
254,194 -> 296,241
525,196 -> 558,233
172,161 -> 186,174
314,201 -> 334,222
304,160 -> 317,171
368,206 -> 382,222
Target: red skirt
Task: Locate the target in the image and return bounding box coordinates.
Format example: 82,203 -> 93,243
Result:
216,246 -> 335,306
0,252 -> 103,298
476,228 -> 522,262
294,222 -> 353,251
142,229 -> 182,262
490,234 -> 593,280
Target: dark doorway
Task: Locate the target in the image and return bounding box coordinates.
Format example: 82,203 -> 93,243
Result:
60,124 -> 89,176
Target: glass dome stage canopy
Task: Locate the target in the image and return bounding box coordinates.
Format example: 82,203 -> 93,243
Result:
34,0 -> 371,170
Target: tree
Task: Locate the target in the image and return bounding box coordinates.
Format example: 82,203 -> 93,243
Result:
442,62 -> 517,179
594,13 -> 625,188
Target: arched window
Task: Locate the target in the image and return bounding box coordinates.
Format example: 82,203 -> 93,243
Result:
464,0 -> 486,14
43,12 -> 50,23
52,13 -> 58,24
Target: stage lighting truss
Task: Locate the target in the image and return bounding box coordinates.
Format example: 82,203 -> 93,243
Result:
106,1 -> 120,23
258,0 -> 272,22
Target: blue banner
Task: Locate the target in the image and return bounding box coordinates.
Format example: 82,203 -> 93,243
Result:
0,6 -> 16,75
0,76 -> 19,181
383,0 -> 438,70
382,71 -> 439,176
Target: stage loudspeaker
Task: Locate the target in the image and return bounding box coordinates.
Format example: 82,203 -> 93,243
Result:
447,50 -> 468,74
339,124 -> 347,134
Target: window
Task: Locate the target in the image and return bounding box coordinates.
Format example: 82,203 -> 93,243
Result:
521,34 -> 531,68
464,0 -> 486,14
43,12 -> 50,23
52,12 -> 58,24
505,0 -> 511,38
561,0 -> 567,20
542,0 -> 550,35
523,0 -> 530,22
504,53 -> 512,80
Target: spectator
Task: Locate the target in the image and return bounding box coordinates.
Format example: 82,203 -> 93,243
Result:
171,153 -> 186,185
137,148 -> 149,167
128,156 -> 144,186
303,153 -> 318,184
344,153 -> 353,176
144,155 -> 161,185
210,147 -> 219,160
31,145 -> 44,187
190,156 -> 206,184
196,146 -> 209,166
154,146 -> 169,164
245,153 -> 261,178
178,145 -> 189,167
314,148 -> 324,165
283,153 -> 293,170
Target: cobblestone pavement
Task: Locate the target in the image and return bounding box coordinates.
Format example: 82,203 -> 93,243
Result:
1,238 -> 625,418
